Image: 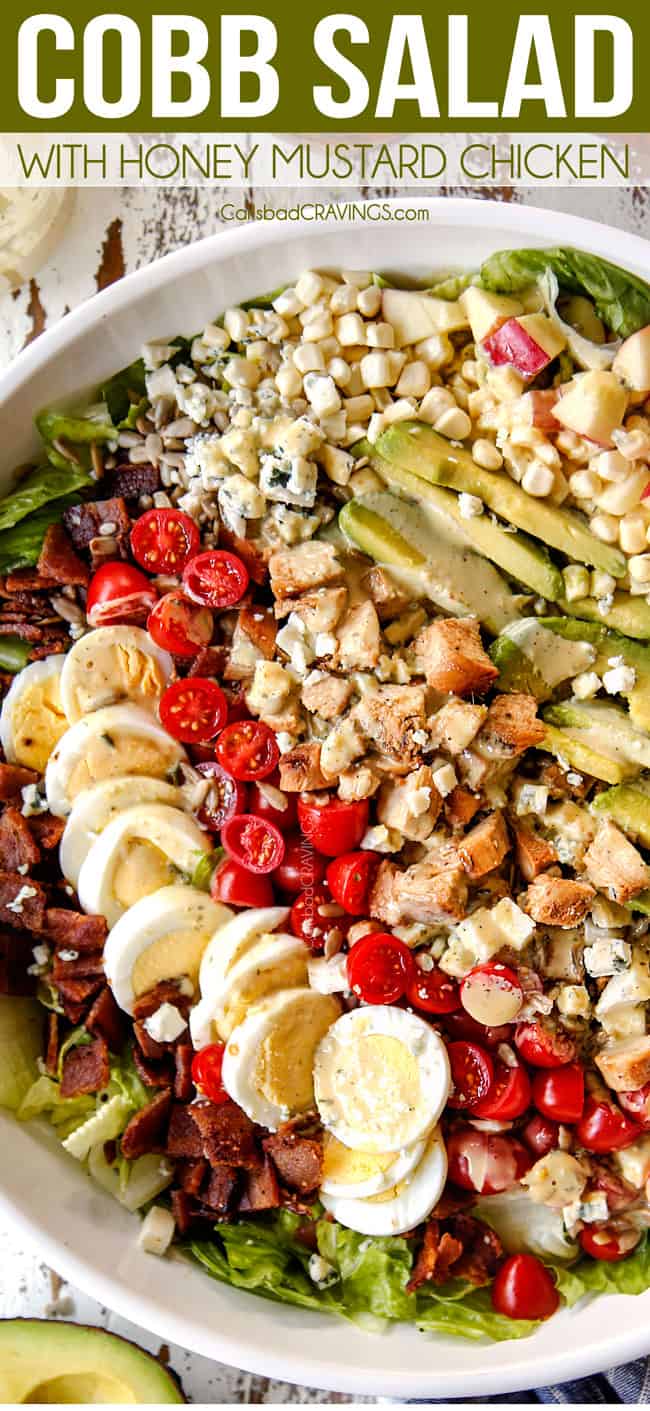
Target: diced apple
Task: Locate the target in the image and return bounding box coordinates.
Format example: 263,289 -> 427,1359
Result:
461,287 -> 523,344
483,314 -> 566,380
613,327 -> 650,396
553,370 -> 628,447
382,289 -> 469,348
516,388 -> 560,430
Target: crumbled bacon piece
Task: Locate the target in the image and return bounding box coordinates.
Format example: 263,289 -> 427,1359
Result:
166,1103 -> 203,1158
239,1155 -> 281,1212
407,1213 -> 503,1292
174,1044 -> 194,1102
44,909 -> 107,952
202,1165 -> 239,1213
121,1088 -> 172,1160
63,498 -> 131,557
0,806 -> 40,872
264,1123 -> 323,1193
0,929 -> 35,995
29,813 -> 65,850
106,463 -> 160,502
0,873 -> 46,931
45,1012 -> 59,1076
85,985 -> 125,1053
132,980 -> 192,1022
0,764 -> 38,802
60,1035 -> 110,1099
132,1044 -> 174,1089
37,523 -> 89,586
192,1099 -> 261,1170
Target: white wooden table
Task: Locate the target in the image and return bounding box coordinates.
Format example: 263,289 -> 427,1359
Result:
0,179 -> 648,1403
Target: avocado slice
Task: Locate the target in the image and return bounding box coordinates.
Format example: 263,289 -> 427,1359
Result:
490,618 -> 597,700
543,698 -> 650,778
377,422 -> 626,579
557,593 -> 650,643
339,494 -> 519,632
0,1320 -> 185,1403
369,456 -> 564,601
539,723 -> 630,785
592,781 -> 650,848
540,616 -> 650,728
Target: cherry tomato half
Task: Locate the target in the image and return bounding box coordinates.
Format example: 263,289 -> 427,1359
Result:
406,964 -> 460,1016
576,1097 -> 641,1154
442,1011 -> 513,1049
297,796 -> 369,857
447,1041 -> 494,1110
515,1021 -> 576,1069
215,720 -> 279,782
195,761 -> 247,832
221,813 -> 285,874
447,1128 -> 531,1195
532,1062 -> 584,1124
191,1042 -> 228,1103
86,561 -> 157,628
460,963 -> 523,1028
147,591 -> 213,657
211,857 -> 274,908
274,833 -> 327,895
326,851 -> 379,915
472,1062 -> 532,1121
159,678 -> 228,744
521,1113 -> 559,1158
492,1253 -> 559,1321
346,932 -> 414,1005
290,885 -> 350,954
131,507 -> 200,575
579,1226 -> 641,1262
183,549 -> 250,609
249,780 -> 297,832
619,1083 -> 650,1131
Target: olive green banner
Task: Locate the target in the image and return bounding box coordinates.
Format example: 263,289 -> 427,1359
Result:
1,0 -> 648,133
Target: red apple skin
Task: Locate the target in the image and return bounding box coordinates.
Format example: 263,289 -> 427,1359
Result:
483,319 -> 553,380
522,389 -> 560,430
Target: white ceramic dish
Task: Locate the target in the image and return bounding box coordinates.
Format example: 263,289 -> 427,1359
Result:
2,198 -> 650,1397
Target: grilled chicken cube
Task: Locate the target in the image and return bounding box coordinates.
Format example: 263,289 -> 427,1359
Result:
477,693 -> 545,758
369,857 -> 468,927
377,765 -> 442,842
513,824 -> 557,882
301,670 -> 352,721
596,1034 -> 650,1092
584,820 -> 650,904
354,685 -> 427,767
269,541 -> 343,597
334,602 -> 382,671
429,699 -> 487,755
278,743 -> 328,792
361,565 -> 411,622
522,875 -> 595,927
415,617 -> 498,695
274,585 -> 348,632
456,811 -> 510,879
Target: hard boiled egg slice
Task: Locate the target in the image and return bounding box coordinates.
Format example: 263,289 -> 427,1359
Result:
103,883 -> 232,1014
320,1127 -> 447,1237
60,625 -> 173,722
222,987 -> 341,1130
314,1006 -> 451,1155
45,703 -> 185,817
320,1130 -> 425,1200
78,802 -> 210,928
190,933 -> 309,1046
0,655 -> 67,774
197,907 -> 290,1004
60,775 -> 183,888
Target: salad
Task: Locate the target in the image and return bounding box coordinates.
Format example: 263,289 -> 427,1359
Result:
4,246 -> 650,1342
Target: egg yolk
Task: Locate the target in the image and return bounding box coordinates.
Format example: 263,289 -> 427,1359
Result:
12,677 -> 67,773
66,642 -> 167,722
113,841 -> 176,910
67,732 -> 179,801
219,947 -> 308,1038
324,1034 -> 423,1149
322,1132 -> 396,1187
256,995 -> 340,1115
132,929 -> 209,998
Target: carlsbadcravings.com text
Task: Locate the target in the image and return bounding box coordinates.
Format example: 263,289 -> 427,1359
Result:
219,203 -> 430,223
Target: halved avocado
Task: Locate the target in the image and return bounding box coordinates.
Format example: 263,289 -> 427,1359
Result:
339,499 -> 426,569
557,593 -> 650,644
376,422 -> 626,579
489,635 -> 552,700
489,619 -> 597,700
539,722 -> 630,785
0,1320 -> 185,1403
544,699 -> 650,770
540,616 -> 650,727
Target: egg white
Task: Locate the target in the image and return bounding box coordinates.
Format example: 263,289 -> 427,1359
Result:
103,883 -> 232,1014
77,801 -> 210,927
320,1130 -> 426,1200
60,625 -> 173,722
197,906 -> 290,1004
320,1127 -> 448,1236
45,703 -> 185,817
221,987 -> 341,1130
60,775 -> 183,888
314,1005 -> 451,1155
190,933 -> 309,1046
0,655 -> 66,773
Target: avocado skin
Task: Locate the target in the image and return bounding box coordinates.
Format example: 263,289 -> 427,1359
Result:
489,637 -> 552,700
539,723 -> 629,785
0,1319 -> 186,1403
592,783 -> 650,849
377,422 -> 626,579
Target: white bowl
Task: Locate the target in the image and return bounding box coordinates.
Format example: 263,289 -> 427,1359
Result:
2,198 -> 650,1397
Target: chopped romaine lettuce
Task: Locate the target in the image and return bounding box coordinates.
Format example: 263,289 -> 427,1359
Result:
101,359 -> 147,427
0,493 -> 81,574
553,1234 -> 650,1306
480,247 -> 650,338
416,1282 -> 539,1341
317,1219 -> 413,1322
35,410 -> 115,446
0,468 -> 91,536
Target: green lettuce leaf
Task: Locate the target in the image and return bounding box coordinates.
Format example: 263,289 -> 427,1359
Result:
0,493 -> 81,574
480,247 -> 650,338
0,997 -> 44,1112
316,1219 -> 413,1322
0,468 -> 90,535
17,1074 -> 95,1139
190,1212 -> 336,1313
0,639 -> 31,674
416,1282 -> 539,1342
101,359 -> 147,427
35,410 -> 115,447
553,1234 -> 650,1306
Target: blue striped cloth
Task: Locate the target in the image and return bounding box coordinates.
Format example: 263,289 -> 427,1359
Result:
411,1358 -> 650,1402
